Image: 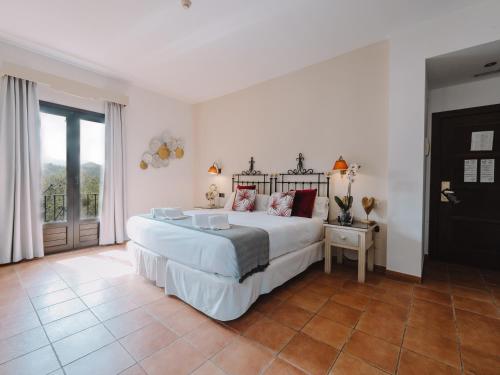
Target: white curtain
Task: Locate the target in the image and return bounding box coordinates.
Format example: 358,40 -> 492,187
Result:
99,102 -> 127,245
0,76 -> 43,264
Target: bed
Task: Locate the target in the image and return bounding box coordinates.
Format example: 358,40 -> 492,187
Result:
127,156 -> 331,320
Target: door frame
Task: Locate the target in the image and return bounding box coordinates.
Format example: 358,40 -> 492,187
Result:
40,101 -> 105,252
428,103 -> 500,260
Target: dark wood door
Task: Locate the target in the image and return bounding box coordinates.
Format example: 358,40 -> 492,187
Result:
430,104 -> 500,269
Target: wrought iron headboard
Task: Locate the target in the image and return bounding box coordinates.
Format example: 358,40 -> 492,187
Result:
232,174 -> 272,195
231,154 -> 330,198
232,157 -> 273,195
274,153 -> 330,198
274,173 -> 330,197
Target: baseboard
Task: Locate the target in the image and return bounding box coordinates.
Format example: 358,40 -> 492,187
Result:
374,264 -> 386,274
332,256 -> 420,283
385,269 -> 422,284
334,256 -> 386,274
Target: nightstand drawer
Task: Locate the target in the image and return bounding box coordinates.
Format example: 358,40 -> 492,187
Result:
330,229 -> 359,248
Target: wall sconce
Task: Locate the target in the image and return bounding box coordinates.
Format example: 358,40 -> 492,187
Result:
208,162 -> 222,175
332,156 -> 348,175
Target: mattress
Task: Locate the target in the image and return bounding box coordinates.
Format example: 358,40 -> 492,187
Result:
126,209 -> 323,278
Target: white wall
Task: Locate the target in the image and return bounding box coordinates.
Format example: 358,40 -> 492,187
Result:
0,41 -> 194,218
387,0 -> 500,277
125,86 -> 193,216
194,42 -> 389,266
422,76 -> 500,253
429,77 -> 500,113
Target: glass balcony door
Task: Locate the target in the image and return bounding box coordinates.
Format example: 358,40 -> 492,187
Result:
40,102 -> 105,253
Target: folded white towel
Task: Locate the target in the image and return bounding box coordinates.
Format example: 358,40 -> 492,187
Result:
208,214 -> 230,230
193,214 -> 230,230
151,207 -> 183,219
192,214 -> 211,229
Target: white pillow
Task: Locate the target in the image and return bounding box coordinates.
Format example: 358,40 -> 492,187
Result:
312,196 -> 329,221
255,194 -> 270,211
223,192 -> 235,210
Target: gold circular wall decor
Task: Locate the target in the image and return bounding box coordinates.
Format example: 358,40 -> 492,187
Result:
175,147 -> 184,159
157,144 -> 170,160
140,132 -> 185,170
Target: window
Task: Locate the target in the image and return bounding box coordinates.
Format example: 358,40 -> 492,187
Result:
40,102 -> 105,252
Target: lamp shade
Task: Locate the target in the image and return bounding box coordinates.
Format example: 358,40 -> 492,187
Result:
333,156 -> 348,171
208,162 -> 220,175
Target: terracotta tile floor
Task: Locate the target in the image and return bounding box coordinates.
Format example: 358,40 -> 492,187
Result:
0,246 -> 499,375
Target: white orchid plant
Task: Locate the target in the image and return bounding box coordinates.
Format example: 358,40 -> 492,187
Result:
334,163 -> 361,224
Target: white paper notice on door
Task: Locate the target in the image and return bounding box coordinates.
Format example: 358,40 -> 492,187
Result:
464,159 -> 477,182
471,131 -> 494,151
480,159 -> 495,183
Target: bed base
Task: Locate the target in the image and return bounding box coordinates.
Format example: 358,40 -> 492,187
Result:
128,240 -> 323,321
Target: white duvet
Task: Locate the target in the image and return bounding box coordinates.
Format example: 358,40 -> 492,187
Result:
126,209 -> 323,278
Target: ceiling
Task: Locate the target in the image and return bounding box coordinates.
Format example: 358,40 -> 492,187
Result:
0,0 -> 482,103
427,39 -> 500,89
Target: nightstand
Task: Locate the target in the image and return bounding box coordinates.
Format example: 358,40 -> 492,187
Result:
324,221 -> 379,283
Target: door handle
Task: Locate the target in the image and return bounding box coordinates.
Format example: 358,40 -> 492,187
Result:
441,189 -> 460,205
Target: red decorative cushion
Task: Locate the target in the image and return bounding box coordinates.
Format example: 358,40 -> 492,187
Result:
291,189 -> 317,218
232,188 -> 257,212
267,191 -> 296,217
237,185 -> 256,190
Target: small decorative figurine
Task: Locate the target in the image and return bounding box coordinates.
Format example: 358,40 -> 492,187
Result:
361,197 -> 376,225
205,184 -> 219,208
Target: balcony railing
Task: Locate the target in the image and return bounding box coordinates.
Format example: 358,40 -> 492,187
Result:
42,185 -> 99,222
43,193 -> 67,222
81,193 -> 99,219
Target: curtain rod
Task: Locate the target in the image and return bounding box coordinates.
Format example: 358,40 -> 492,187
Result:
0,62 -> 129,106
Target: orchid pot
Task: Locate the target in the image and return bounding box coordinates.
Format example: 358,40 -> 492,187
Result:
335,196 -> 354,226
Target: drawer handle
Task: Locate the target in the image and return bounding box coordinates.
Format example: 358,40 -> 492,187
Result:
340,236 -> 347,241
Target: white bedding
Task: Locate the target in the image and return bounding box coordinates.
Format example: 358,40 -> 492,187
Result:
126,209 -> 323,278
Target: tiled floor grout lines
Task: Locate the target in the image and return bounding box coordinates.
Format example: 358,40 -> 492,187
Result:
15,265 -> 68,375
2,247 -> 499,375
394,285 -> 414,375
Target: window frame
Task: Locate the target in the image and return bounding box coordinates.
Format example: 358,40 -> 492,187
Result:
39,101 -> 105,252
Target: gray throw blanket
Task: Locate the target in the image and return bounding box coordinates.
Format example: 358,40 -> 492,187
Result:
142,215 -> 269,282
